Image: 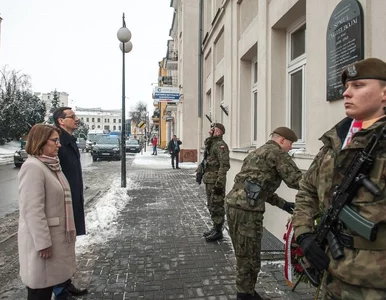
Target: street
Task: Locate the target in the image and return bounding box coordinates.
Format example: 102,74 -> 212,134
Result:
0,152 -> 98,218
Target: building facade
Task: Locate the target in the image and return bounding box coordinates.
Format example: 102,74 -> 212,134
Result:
75,107 -> 122,132
35,91 -> 69,121
165,0 -> 386,239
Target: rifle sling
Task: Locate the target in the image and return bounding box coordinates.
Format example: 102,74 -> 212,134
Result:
338,224 -> 386,250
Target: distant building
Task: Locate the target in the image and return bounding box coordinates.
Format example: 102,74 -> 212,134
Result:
74,107 -> 123,133
34,91 -> 69,121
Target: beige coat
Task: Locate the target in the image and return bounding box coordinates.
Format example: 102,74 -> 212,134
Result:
18,156 -> 76,289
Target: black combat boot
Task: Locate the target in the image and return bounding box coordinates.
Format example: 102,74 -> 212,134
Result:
205,225 -> 223,242
236,292 -> 250,300
250,290 -> 264,300
203,227 -> 216,237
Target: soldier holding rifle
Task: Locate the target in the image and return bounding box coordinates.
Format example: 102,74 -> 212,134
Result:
292,58 -> 386,300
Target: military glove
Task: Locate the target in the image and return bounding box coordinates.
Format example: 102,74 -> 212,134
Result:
196,172 -> 203,185
282,202 -> 295,214
297,233 -> 330,272
213,186 -> 224,195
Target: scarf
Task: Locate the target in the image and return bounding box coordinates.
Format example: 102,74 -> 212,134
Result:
36,155 -> 76,243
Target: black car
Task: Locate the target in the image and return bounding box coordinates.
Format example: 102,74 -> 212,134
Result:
125,139 -> 142,153
92,136 -> 121,161
14,149 -> 28,167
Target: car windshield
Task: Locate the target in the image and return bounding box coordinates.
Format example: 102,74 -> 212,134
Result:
126,140 -> 139,145
98,137 -> 118,144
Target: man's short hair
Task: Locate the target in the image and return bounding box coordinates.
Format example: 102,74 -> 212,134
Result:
53,107 -> 72,127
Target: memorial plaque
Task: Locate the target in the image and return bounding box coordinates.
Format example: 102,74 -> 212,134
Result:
326,0 -> 364,101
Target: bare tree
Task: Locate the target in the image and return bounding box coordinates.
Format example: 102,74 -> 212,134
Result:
128,101 -> 147,124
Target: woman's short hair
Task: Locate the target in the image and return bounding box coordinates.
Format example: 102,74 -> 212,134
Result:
25,124 -> 61,155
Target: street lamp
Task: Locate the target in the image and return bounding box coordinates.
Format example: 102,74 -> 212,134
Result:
117,13 -> 133,188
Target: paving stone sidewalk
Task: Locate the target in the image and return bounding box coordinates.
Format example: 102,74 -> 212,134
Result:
74,152 -> 319,300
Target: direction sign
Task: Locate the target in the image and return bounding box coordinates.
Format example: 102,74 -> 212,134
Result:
154,87 -> 180,101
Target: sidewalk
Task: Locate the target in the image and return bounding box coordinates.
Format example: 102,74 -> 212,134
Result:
74,149 -> 319,300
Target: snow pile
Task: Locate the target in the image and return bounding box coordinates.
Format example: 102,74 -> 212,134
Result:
0,141 -> 20,165
133,147 -> 197,169
76,178 -> 137,253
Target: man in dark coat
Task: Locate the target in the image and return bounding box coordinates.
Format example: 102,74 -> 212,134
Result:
52,107 -> 88,299
168,135 -> 182,169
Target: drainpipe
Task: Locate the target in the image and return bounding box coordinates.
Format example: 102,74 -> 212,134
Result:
198,0 -> 203,118
197,0 -> 203,161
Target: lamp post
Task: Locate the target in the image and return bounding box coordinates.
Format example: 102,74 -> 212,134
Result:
117,13 -> 133,188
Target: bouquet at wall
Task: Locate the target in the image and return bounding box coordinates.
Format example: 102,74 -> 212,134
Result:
283,218 -> 307,287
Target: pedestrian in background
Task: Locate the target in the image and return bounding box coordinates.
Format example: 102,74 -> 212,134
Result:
151,135 -> 158,155
18,124 -> 76,300
53,107 -> 88,299
226,126 -> 302,300
168,135 -> 182,169
292,58 -> 386,300
201,123 -> 230,242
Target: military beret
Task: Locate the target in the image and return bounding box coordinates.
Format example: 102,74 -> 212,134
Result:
272,127 -> 298,142
214,123 -> 225,134
341,58 -> 386,85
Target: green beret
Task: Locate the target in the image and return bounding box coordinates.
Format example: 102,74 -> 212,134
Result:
341,58 -> 386,85
214,123 -> 225,134
272,127 -> 298,142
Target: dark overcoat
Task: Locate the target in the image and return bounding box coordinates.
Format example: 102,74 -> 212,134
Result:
58,129 -> 86,235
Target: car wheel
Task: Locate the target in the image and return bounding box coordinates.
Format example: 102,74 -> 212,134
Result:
14,163 -> 22,168
92,156 -> 97,162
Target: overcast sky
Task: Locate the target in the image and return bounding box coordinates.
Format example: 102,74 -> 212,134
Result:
0,0 -> 174,113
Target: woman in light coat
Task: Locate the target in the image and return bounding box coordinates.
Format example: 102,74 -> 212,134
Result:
18,124 -> 76,300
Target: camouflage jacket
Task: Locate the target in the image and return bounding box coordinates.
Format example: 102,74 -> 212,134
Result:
202,136 -> 230,187
292,117 -> 386,288
226,140 -> 302,212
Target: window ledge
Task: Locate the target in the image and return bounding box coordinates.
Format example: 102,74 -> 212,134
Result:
289,148 -> 315,160
231,146 -> 255,153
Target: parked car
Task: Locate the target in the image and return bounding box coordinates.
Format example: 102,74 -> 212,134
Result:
14,149 -> 28,167
76,137 -> 87,152
125,139 -> 142,153
86,133 -> 108,152
92,136 -> 121,161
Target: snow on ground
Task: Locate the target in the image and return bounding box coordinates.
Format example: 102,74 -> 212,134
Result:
0,141 -> 20,165
133,147 -> 197,169
76,177 -> 138,254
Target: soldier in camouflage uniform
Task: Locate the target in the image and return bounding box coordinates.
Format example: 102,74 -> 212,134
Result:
292,58 -> 386,300
225,127 -> 302,300
200,123 -> 230,242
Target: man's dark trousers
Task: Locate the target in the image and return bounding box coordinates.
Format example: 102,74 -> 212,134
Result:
171,151 -> 179,168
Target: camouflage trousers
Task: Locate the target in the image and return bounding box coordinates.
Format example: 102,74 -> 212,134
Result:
226,206 -> 264,294
205,183 -> 225,227
322,272 -> 386,300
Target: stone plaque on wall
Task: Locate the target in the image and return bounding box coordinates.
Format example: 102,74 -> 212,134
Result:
326,0 -> 364,101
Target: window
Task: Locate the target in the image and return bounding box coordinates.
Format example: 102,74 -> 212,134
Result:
113,125 -> 116,130
113,119 -> 116,123
118,126 -> 121,130
97,125 -> 100,129
81,117 -> 84,121
86,118 -> 89,122
207,91 -> 212,121
92,118 -> 95,122
219,83 -> 225,124
97,118 -> 100,122
119,119 -> 121,123
287,21 -> 306,142
252,58 -> 258,143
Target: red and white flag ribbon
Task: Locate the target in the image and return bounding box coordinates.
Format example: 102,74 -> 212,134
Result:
284,220 -> 295,287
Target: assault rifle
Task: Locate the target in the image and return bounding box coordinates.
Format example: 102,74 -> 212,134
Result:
301,125 -> 386,287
